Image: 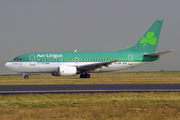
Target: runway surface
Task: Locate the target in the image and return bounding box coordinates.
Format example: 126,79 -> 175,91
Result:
0,84 -> 180,95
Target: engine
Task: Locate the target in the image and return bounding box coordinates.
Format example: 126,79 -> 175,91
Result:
58,66 -> 77,76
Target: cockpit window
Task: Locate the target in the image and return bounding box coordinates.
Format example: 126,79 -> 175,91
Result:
13,57 -> 23,61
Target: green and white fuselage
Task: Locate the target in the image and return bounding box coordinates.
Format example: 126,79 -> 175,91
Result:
5,51 -> 158,73
5,20 -> 173,79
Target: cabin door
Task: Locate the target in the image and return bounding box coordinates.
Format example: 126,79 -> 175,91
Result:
128,54 -> 133,65
29,54 -> 36,66
75,57 -> 79,66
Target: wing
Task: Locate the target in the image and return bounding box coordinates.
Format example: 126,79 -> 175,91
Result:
78,60 -> 118,71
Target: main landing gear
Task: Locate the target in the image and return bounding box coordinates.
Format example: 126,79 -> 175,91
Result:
80,73 -> 90,78
24,75 -> 29,79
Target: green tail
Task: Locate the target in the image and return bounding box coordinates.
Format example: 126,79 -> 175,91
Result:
117,20 -> 163,53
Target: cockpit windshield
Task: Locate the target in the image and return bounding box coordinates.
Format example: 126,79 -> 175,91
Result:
13,57 -> 22,61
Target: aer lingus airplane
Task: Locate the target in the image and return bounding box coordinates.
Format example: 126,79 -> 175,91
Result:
5,20 -> 173,79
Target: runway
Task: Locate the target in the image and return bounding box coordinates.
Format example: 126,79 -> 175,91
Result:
0,84 -> 180,95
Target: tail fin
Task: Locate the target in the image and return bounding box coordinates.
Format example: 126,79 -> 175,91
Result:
117,20 -> 163,53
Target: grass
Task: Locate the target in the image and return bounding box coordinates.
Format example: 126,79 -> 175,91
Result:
1,71 -> 180,119
1,92 -> 180,120
0,71 -> 180,85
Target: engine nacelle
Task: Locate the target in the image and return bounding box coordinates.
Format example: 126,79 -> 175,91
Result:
58,66 -> 77,76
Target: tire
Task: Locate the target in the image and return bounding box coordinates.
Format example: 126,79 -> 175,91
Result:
80,74 -> 85,78
86,74 -> 90,78
80,74 -> 90,78
24,75 -> 28,79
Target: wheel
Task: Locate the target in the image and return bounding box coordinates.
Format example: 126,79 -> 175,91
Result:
80,74 -> 83,78
80,74 -> 90,78
24,75 -> 28,79
86,74 -> 90,78
80,74 -> 85,78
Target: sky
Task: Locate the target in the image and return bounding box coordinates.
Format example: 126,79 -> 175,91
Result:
0,0 -> 179,74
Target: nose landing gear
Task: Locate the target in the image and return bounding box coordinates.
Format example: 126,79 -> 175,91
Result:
24,75 -> 28,79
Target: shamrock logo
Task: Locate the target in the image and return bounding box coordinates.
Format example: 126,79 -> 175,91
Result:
140,32 -> 157,47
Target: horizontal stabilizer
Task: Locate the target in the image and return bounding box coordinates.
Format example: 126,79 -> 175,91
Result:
144,50 -> 174,56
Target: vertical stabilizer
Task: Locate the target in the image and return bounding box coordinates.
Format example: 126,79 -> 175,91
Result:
117,20 -> 163,53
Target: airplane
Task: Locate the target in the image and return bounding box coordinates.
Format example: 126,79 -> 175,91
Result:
5,20 -> 173,79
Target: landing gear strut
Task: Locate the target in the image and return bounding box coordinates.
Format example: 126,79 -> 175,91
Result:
80,73 -> 90,78
24,75 -> 28,79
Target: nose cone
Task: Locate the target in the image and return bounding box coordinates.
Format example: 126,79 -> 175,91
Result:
5,62 -> 19,72
5,62 -> 11,69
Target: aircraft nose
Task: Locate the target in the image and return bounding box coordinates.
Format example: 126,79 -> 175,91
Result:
5,62 -> 11,69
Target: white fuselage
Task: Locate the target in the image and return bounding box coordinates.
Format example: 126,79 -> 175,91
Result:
5,61 -> 148,73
